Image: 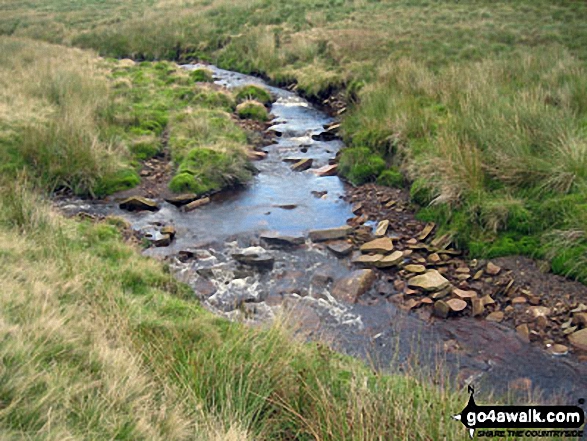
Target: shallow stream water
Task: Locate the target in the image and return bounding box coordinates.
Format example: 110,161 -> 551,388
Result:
58,65 -> 587,409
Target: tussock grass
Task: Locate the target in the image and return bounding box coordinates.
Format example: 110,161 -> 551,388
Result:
346,48 -> 587,280
0,37 -> 131,196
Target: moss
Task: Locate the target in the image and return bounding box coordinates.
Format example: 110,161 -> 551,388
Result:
235,85 -> 272,106
377,168 -> 404,188
129,136 -> 161,160
236,100 -> 269,121
338,147 -> 386,185
168,172 -> 208,194
468,234 -> 541,259
170,147 -> 251,195
94,169 -> 140,197
189,68 -> 214,83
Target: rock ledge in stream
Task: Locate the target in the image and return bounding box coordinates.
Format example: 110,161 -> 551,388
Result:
232,247 -> 275,270
164,193 -> 199,207
260,232 -> 305,248
309,226 -> 353,242
119,196 -> 159,212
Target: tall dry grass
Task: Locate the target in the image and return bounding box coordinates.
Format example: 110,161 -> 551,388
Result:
0,37 -> 129,196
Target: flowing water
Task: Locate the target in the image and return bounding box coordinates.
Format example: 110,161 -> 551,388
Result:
58,65 -> 587,407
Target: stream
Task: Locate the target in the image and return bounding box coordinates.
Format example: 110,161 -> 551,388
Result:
58,65 -> 587,409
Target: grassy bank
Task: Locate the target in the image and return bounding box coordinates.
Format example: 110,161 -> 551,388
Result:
2,0 -> 587,280
0,179 -> 476,439
0,37 -> 254,198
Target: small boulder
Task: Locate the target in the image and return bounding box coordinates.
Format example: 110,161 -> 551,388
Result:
408,270 -> 450,292
434,300 -> 450,318
331,269 -> 377,303
471,298 -> 485,317
119,196 -> 159,212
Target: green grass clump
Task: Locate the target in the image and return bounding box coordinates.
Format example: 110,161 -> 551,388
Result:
235,85 -> 272,106
236,100 -> 269,121
338,147 -> 386,185
377,168 -> 403,188
189,68 -> 214,83
169,147 -> 251,195
93,169 -> 141,198
129,136 -> 161,160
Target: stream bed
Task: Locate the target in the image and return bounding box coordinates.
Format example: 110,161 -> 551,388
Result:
58,65 -> 587,407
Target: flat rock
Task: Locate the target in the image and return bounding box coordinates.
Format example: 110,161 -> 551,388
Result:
309,226 -> 352,242
486,262 -> 501,275
408,270 -> 450,292
164,193 -> 198,207
374,251 -> 404,268
404,264 -> 426,274
119,196 -> 159,212
331,269 -> 376,303
314,164 -> 338,177
352,254 -> 384,266
548,344 -> 569,356
184,197 -> 211,212
360,237 -> 394,254
528,306 -> 550,318
327,241 -> 354,257
375,220 -> 390,237
447,298 -> 467,312
291,158 -> 313,171
568,328 -> 587,351
453,288 -> 477,300
418,222 -> 435,241
260,232 -> 305,247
